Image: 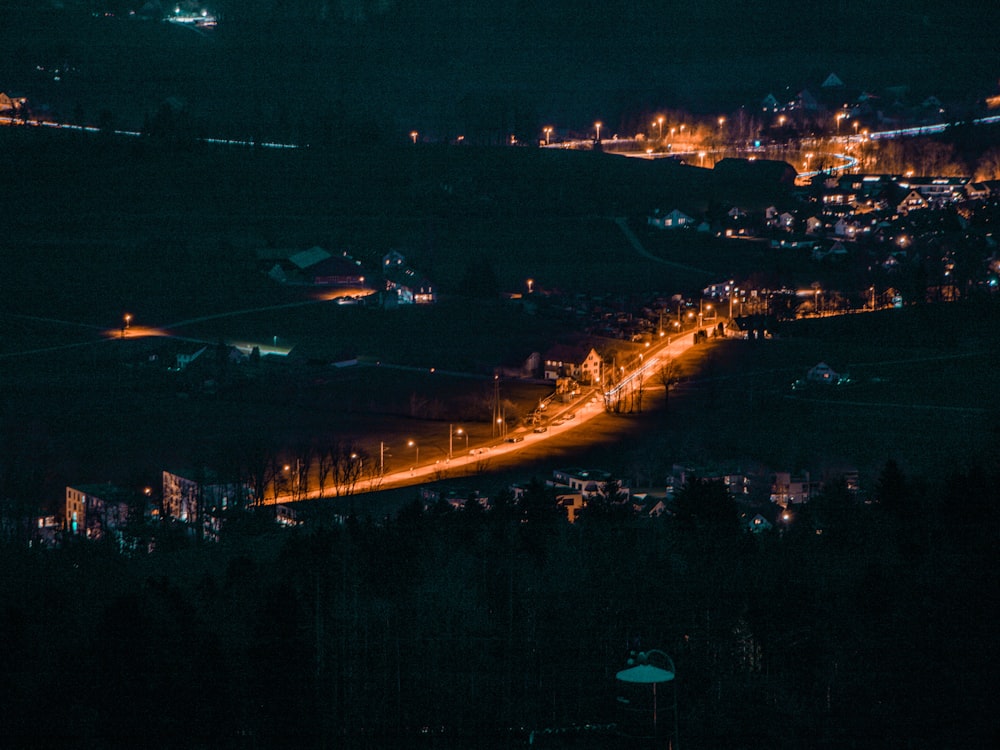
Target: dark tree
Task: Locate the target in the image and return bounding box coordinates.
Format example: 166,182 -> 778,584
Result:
874,458 -> 908,516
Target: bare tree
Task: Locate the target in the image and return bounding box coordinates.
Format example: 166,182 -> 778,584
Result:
316,438 -> 335,498
293,442 -> 314,501
657,356 -> 679,416
240,436 -> 279,511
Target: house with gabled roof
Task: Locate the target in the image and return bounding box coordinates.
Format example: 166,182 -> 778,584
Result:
897,189 -> 929,214
964,182 -> 990,201
0,91 -> 27,115
382,249 -> 406,269
289,246 -> 331,269
648,208 -> 695,230
822,72 -> 845,89
901,176 -> 970,204
542,343 -> 603,384
834,217 -> 862,239
385,266 -> 435,304
761,93 -> 781,112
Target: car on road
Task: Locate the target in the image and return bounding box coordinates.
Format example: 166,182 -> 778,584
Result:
506,436 -> 524,443
532,426 -> 548,433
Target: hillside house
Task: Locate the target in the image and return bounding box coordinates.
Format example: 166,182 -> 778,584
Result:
162,469 -> 252,530
900,176 -> 970,204
897,189 -> 929,214
542,344 -> 603,384
382,249 -> 407,269
385,266 -> 435,304
770,472 -> 819,506
66,483 -> 136,541
648,208 -> 695,229
666,464 -> 751,498
0,92 -> 27,115
807,361 -> 843,384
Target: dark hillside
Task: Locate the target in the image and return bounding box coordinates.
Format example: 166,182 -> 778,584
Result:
0,1 -> 995,138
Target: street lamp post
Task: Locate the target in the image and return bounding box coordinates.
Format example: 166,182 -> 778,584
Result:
543,126 -> 552,145
407,440 -> 418,469
616,649 -> 679,750
594,121 -> 602,143
656,116 -> 664,140
410,131 -> 418,144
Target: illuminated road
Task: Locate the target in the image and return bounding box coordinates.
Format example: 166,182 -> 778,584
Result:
264,325 -> 707,503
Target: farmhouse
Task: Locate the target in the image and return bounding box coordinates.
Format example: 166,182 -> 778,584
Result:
542,344 -> 603,384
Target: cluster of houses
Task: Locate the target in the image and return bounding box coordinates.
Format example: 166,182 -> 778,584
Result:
19,455 -> 861,552
44,468 -> 254,551
758,72 -> 963,131
648,162 -> 999,296
257,246 -> 436,306
429,463 -> 860,531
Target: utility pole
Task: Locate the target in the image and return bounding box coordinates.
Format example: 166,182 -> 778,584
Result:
492,376 -> 501,438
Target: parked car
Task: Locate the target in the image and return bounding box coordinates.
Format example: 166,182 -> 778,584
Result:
507,436 -> 524,443
533,426 -> 548,433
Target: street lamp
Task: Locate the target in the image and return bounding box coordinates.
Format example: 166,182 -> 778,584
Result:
616,649 -> 679,749
448,425 -> 468,460
410,130 -> 418,144
594,121 -> 602,142
698,151 -> 706,167
656,115 -> 664,140
407,440 -> 419,468
527,278 -> 534,294
543,126 -> 552,145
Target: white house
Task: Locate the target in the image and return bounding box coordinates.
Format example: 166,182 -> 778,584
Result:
542,344 -> 603,384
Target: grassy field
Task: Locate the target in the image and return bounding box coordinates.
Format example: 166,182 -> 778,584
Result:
649,300 -> 1000,485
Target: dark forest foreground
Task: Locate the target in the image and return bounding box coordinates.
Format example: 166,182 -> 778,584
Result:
2,462 -> 998,749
